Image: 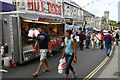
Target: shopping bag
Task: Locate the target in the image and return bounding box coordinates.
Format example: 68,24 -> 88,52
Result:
76,36 -> 80,42
58,58 -> 66,74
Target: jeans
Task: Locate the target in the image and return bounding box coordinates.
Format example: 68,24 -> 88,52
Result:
86,40 -> 90,47
79,41 -> 83,50
105,44 -> 112,55
64,53 -> 74,74
101,40 -> 104,49
116,39 -> 118,46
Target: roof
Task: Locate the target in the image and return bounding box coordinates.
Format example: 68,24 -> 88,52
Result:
64,0 -> 81,8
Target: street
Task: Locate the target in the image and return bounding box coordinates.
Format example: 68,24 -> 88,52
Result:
0,0 -> 119,80
2,46 -> 112,79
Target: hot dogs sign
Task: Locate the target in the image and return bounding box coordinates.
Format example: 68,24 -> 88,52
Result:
26,0 -> 62,16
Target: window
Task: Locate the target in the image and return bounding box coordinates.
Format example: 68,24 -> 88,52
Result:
21,0 -> 25,6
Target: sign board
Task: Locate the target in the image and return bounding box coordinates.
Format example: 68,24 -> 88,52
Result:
38,17 -> 64,22
74,18 -> 83,21
25,0 -> 62,16
64,3 -> 81,18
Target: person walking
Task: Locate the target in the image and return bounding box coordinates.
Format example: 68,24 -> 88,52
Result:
74,32 -> 80,48
71,33 -> 74,39
96,32 -> 101,48
61,29 -> 77,80
115,31 -> 119,46
86,32 -> 90,49
33,27 -> 52,77
83,31 -> 86,47
101,33 -> 104,49
91,32 -> 96,50
103,31 -> 114,57
78,31 -> 84,50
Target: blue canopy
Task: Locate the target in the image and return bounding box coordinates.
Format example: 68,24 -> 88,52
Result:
86,28 -> 97,32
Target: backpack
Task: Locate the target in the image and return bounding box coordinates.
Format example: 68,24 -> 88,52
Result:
105,34 -> 111,44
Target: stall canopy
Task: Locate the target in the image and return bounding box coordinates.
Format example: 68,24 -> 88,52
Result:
86,28 -> 98,32
65,24 -> 80,34
93,27 -> 100,31
20,12 -> 65,24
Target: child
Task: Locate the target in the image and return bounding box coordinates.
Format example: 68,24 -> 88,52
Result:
96,38 -> 100,48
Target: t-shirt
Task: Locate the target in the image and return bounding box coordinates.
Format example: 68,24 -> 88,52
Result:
37,33 -> 50,49
78,33 -> 84,42
96,33 -> 101,40
115,33 -> 119,39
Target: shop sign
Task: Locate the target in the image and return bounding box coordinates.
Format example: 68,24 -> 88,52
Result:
65,19 -> 73,22
26,0 -> 62,16
64,3 -> 81,18
38,17 -> 64,22
74,18 -> 83,21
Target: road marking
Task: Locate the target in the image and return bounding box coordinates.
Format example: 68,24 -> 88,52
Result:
83,44 -> 114,80
83,57 -> 108,80
87,57 -> 109,79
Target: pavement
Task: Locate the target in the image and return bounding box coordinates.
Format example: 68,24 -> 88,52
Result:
98,42 -> 119,79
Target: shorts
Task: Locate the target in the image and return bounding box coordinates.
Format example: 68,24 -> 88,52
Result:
40,49 -> 48,61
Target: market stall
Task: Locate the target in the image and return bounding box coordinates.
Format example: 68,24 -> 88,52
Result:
1,11 -> 65,66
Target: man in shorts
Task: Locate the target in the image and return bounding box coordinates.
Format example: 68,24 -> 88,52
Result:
33,27 -> 52,77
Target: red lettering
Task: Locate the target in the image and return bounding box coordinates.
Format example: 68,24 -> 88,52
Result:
34,0 -> 39,11
48,2 -> 51,13
61,63 -> 66,70
28,0 -> 34,10
27,0 -> 62,16
51,4 -> 55,14
70,19 -> 73,22
58,5 -> 62,15
41,0 -> 44,12
38,17 -> 41,21
51,41 -> 54,49
55,5 -> 59,14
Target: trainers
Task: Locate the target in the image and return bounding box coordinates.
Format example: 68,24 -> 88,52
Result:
107,54 -> 109,57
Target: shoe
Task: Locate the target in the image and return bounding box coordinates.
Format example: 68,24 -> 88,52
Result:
33,74 -> 38,78
43,69 -> 50,72
33,72 -> 38,78
107,54 -> 109,57
72,74 -> 77,78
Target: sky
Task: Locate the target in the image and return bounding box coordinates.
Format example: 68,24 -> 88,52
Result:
72,0 -> 119,22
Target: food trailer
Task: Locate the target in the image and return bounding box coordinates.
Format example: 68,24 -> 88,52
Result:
0,0 -> 67,66
0,11 -> 65,66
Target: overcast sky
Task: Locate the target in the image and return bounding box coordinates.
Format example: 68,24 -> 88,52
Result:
72,0 -> 119,22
